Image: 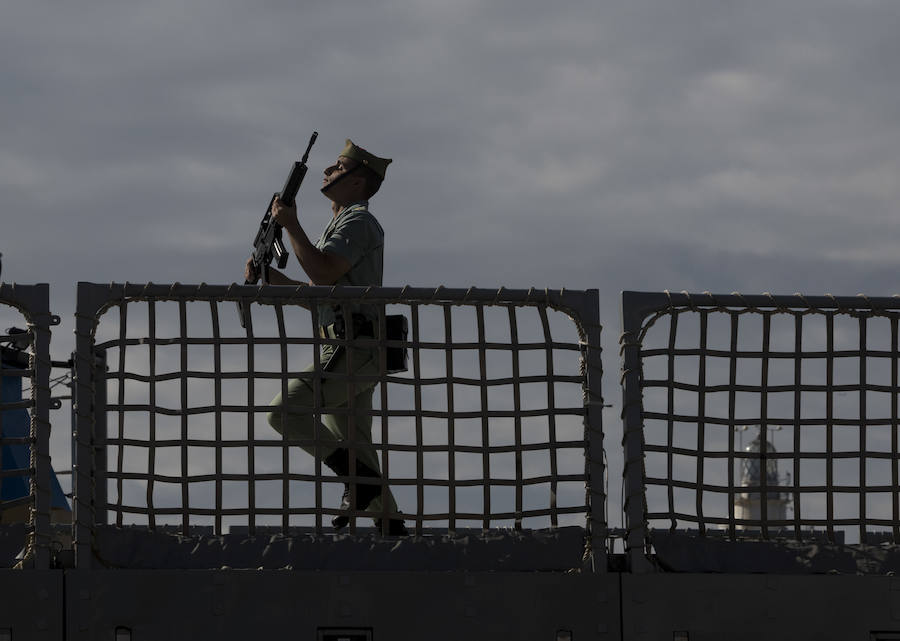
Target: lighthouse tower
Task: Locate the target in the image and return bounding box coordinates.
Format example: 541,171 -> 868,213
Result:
734,432 -> 791,528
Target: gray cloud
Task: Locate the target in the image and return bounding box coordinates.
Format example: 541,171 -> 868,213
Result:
3,0 -> 899,530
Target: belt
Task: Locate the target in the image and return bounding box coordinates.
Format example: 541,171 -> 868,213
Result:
319,313 -> 409,374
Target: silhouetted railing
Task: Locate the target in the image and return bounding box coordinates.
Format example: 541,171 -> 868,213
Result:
73,283 -> 605,571
622,291 -> 900,572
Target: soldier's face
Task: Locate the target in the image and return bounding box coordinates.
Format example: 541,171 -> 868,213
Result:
321,155 -> 364,203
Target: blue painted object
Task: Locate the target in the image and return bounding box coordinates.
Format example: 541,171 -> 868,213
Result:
1,356 -> 70,511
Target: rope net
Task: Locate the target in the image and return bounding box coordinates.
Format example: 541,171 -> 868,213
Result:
88,286 -> 591,537
627,292 -> 900,546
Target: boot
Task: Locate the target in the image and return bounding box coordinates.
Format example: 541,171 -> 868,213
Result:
323,448 -> 383,530
374,516 -> 410,536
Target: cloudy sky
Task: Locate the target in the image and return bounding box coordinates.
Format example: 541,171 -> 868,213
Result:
3,0 -> 899,534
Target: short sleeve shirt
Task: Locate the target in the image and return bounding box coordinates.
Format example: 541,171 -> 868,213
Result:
315,201 -> 384,327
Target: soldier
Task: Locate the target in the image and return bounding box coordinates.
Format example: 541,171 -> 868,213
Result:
244,139 -> 408,535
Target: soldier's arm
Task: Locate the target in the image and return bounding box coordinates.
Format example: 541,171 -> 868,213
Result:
272,198 -> 352,285
266,267 -> 309,287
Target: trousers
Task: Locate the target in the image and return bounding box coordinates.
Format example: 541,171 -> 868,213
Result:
266,342 -> 399,516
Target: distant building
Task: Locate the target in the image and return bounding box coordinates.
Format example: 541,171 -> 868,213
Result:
734,433 -> 791,527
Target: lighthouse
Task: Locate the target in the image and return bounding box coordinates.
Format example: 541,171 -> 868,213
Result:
734,430 -> 791,528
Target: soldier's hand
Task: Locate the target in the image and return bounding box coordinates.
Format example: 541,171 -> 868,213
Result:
245,258 -> 260,284
271,196 -> 299,230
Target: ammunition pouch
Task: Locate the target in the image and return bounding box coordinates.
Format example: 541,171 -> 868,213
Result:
329,312 -> 409,374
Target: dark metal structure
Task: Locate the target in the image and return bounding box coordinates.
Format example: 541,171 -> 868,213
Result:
1,285 -> 899,640
622,291 -> 900,574
0,284 -> 55,569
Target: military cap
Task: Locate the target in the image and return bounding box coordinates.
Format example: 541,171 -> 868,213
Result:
339,139 -> 392,180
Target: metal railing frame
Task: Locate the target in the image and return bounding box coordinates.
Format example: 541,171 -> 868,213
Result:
73,282 -> 606,571
0,283 -> 55,569
621,290 -> 900,572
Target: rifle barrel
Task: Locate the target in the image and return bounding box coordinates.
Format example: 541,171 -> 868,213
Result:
300,131 -> 318,164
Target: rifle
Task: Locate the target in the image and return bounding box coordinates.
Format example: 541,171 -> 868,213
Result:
239,131 -> 318,328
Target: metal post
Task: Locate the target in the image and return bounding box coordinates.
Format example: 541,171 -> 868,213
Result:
621,291 -> 657,573
73,282 -> 106,569
574,289 -> 607,572
93,350 -> 108,529
28,284 -> 53,570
